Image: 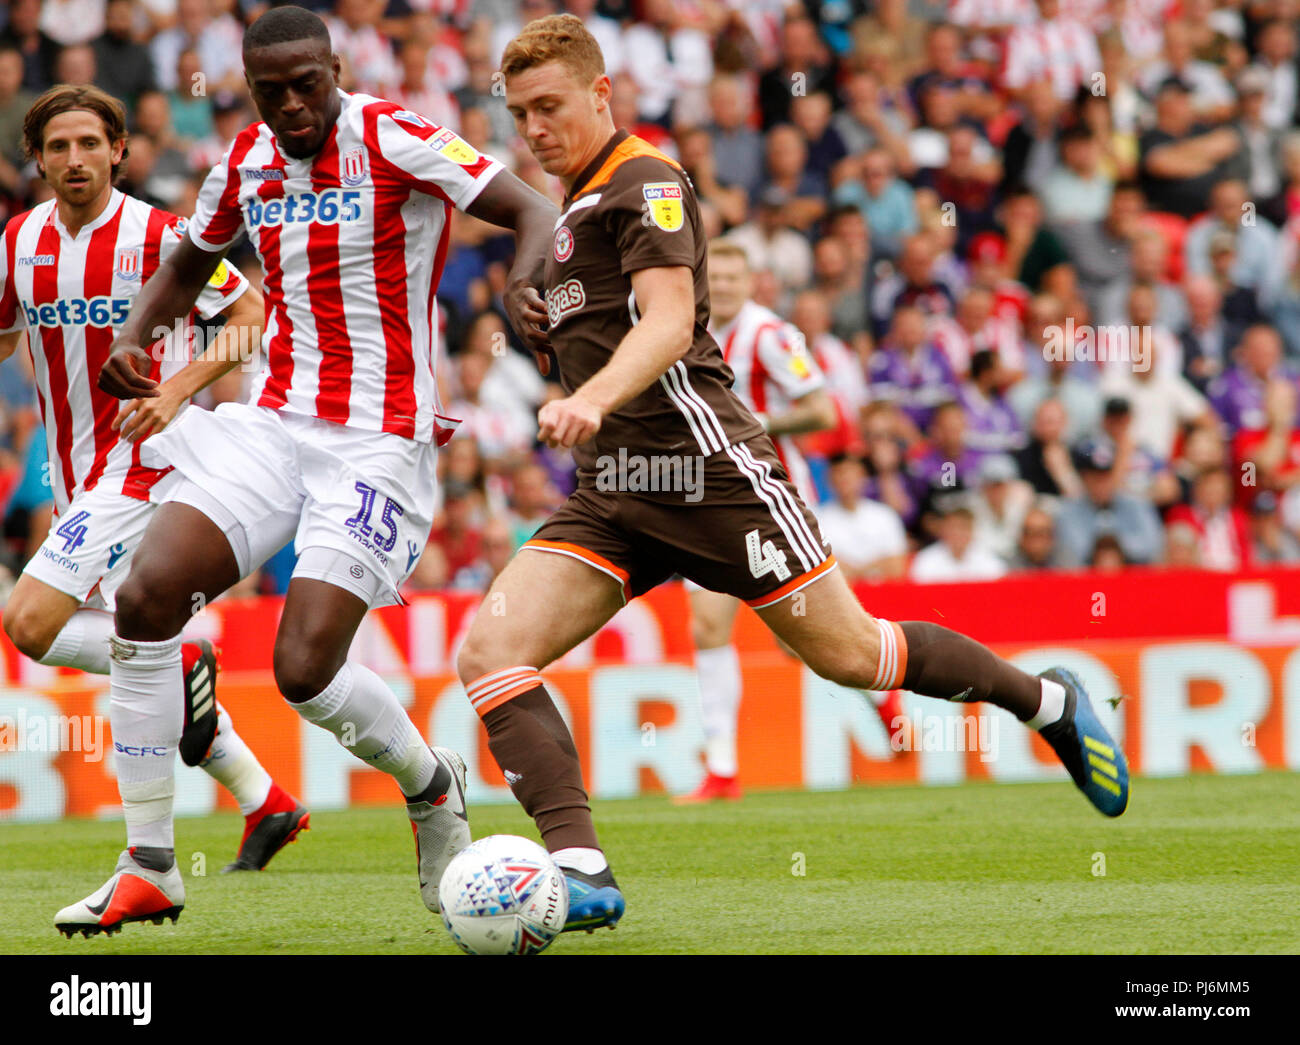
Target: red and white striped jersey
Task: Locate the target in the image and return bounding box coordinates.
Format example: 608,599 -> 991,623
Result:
710,299 -> 824,504
949,0 -> 1034,28
1001,17 -> 1102,100
188,90 -> 504,444
0,189 -> 249,514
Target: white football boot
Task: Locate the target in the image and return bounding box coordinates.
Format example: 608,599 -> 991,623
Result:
55,849 -> 185,938
406,747 -> 470,911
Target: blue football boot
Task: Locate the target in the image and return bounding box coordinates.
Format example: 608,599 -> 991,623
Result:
1037,667 -> 1130,817
562,866 -> 625,933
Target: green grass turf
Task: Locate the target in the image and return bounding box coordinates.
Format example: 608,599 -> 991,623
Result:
2,772 -> 1297,954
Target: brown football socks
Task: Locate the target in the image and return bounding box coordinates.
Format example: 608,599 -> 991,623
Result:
479,683 -> 601,853
896,620 -> 1043,721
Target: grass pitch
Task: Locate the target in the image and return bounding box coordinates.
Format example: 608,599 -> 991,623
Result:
2,772 -> 1297,955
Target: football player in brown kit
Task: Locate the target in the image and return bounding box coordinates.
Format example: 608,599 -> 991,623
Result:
460,13 -> 1129,934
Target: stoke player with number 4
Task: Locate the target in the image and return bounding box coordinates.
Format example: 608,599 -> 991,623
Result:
88,6 -> 558,931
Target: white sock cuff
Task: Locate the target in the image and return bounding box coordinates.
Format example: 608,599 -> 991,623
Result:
696,644 -> 740,670
294,663 -> 353,724
551,846 -> 607,874
1027,678 -> 1068,730
110,633 -> 182,665
41,611 -> 85,665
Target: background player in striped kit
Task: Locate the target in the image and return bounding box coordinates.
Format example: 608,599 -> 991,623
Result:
0,86 -> 308,939
676,240 -> 838,804
90,6 -> 558,930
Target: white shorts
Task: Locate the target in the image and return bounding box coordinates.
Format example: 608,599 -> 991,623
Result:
142,403 -> 437,608
21,485 -> 164,610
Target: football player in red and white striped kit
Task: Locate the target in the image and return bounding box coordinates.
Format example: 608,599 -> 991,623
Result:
675,241 -> 838,803
0,86 -> 309,927
85,6 -> 557,933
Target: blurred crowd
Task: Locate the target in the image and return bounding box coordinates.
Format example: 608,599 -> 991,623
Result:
3,0 -> 1300,600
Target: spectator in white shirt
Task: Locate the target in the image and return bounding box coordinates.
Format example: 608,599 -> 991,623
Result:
325,0 -> 401,98
1248,18 -> 1298,130
814,454 -> 909,582
1100,316 -> 1215,462
1136,20 -> 1234,122
970,453 -> 1035,562
911,501 -> 1008,582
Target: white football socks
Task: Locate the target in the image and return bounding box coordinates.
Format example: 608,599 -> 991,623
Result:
39,607 -> 114,674
109,634 -> 183,851
1026,678 -> 1068,730
695,644 -> 742,778
552,846 -> 608,875
199,703 -> 272,815
293,661 -> 436,797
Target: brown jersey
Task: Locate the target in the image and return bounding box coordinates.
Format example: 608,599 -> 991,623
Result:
544,130 -> 763,481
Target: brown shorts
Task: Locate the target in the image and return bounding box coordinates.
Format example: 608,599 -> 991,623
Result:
524,436 -> 836,607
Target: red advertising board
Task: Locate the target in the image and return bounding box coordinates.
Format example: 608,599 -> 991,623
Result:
2,567 -> 1298,820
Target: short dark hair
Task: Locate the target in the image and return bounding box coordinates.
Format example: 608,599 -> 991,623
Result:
1059,123 -> 1094,147
243,5 -> 330,55
970,349 -> 998,381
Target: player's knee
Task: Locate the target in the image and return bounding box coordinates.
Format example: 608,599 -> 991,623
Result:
273,642 -> 343,704
114,572 -> 187,641
2,601 -> 56,660
801,629 -> 881,689
455,635 -> 494,688
691,615 -> 729,650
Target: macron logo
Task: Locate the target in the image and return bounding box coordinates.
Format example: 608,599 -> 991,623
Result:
50,976 -> 151,1025
241,167 -> 284,181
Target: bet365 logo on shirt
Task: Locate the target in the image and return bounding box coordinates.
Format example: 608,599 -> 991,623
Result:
244,189 -> 363,229
23,297 -> 130,328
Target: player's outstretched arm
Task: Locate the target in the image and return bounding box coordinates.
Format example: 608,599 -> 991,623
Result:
465,171 -> 558,366
97,236 -> 229,400
765,388 -> 838,437
538,265 -> 694,449
113,286 -> 265,443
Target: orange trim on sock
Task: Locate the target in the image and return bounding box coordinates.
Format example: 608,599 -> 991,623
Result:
473,676 -> 545,717
746,555 -> 837,609
888,621 -> 908,690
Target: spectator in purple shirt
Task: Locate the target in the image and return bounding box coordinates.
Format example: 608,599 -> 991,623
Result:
908,400 -> 986,535
1208,324 -> 1299,434
860,402 -> 921,529
870,233 -> 959,337
867,305 -> 960,436
960,349 -> 1024,455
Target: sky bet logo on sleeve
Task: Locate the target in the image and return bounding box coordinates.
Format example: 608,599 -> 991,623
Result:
244,189 -> 363,229
642,182 -> 683,231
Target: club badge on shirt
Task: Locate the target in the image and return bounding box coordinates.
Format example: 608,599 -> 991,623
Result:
115,247 -> 142,282
341,147 -> 369,187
